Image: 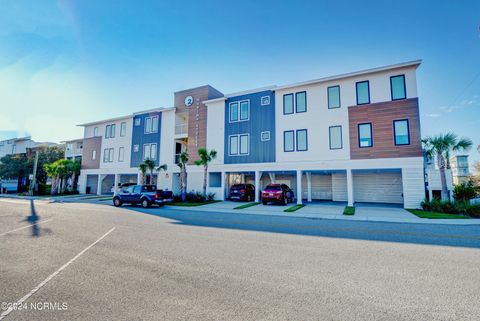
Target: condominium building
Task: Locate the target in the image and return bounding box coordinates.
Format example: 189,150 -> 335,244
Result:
78,60 -> 425,208
450,155 -> 470,185
63,138 -> 84,161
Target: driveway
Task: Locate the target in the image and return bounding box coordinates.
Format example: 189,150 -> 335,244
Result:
354,203 -> 421,222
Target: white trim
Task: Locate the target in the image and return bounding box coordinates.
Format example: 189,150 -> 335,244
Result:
228,99 -> 250,123
260,96 -> 271,106
228,133 -> 250,156
260,131 -> 271,142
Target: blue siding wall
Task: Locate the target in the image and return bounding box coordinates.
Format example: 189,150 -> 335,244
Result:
130,112 -> 162,167
224,90 -> 275,164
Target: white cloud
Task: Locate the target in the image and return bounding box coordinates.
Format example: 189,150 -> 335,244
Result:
425,113 -> 441,118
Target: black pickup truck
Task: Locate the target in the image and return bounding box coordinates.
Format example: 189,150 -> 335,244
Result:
112,184 -> 173,208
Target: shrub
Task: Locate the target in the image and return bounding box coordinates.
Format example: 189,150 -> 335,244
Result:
421,198 -> 480,218
206,192 -> 216,201
453,181 -> 477,202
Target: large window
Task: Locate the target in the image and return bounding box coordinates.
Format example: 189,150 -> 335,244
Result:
143,143 -> 157,160
329,126 -> 342,149
229,101 -> 249,122
296,129 -> 308,151
390,75 -> 406,100
240,101 -> 249,121
93,127 -> 98,136
105,124 -> 116,139
151,116 -> 159,132
358,123 -> 373,148
283,94 -> 294,115
118,147 -> 125,162
295,91 -> 307,113
328,86 -> 341,109
103,148 -> 114,162
144,116 -> 158,134
283,130 -> 295,152
393,119 -> 410,145
229,134 -> 249,156
356,81 -> 370,105
120,122 -> 126,137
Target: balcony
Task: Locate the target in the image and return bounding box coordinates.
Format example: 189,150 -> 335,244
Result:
175,123 -> 188,135
175,113 -> 188,137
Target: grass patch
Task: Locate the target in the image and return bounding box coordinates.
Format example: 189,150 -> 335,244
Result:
343,206 -> 355,215
98,197 -> 113,201
284,204 -> 305,212
234,202 -> 260,210
168,200 -> 221,207
407,209 -> 470,219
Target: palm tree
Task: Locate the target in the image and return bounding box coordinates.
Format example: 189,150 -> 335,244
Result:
138,163 -> 147,184
176,151 -> 189,202
143,158 -> 156,184
67,160 -> 81,191
43,162 -> 59,195
194,148 -> 217,197
423,132 -> 473,201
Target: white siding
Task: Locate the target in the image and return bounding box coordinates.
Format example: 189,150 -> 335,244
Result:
403,167 -> 426,209
332,173 -> 348,202
302,174 -> 333,200
206,100 -> 225,165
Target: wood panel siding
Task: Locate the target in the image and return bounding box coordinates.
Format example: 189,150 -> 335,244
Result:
81,136 -> 102,169
348,98 -> 422,159
174,85 -> 223,164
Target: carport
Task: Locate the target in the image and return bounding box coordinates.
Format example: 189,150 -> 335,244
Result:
225,171 -> 255,200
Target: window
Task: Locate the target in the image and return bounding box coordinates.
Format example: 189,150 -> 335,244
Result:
105,125 -> 111,138
145,117 -> 152,133
92,150 -> 96,160
110,124 -> 115,138
103,148 -> 114,162
295,92 -> 307,113
0,141 -> 4,146
118,147 -> 125,162
135,118 -> 141,126
229,102 -> 239,122
283,94 -> 294,114
356,81 -> 370,105
105,124 -> 115,138
143,143 -> 157,160
390,75 -> 406,100
239,134 -> 249,155
240,101 -> 249,121
229,135 -> 239,155
358,123 -> 373,148
284,130 -> 295,152
261,131 -> 271,142
12,144 -> 16,154
296,129 -> 308,151
133,144 -> 139,152
120,122 -> 126,137
329,126 -> 342,149
150,143 -> 157,160
151,116 -> 159,133
93,127 -> 98,136
228,134 -> 249,156
261,96 -> 270,106
328,86 -> 341,109
393,119 -> 410,145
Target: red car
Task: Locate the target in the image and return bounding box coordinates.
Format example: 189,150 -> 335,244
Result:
261,184 -> 295,205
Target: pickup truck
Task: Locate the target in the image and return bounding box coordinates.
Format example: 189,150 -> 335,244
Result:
112,184 -> 173,208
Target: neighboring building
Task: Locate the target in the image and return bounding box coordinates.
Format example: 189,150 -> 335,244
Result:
423,152 -> 455,200
450,155 -> 470,185
0,136 -> 37,159
78,60 -> 425,209
63,138 -> 84,161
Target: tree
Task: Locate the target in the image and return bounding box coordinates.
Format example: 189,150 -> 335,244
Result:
422,133 -> 473,201
143,159 -> 156,184
0,154 -> 31,191
176,151 -> 189,202
194,148 -> 217,197
138,163 -> 147,184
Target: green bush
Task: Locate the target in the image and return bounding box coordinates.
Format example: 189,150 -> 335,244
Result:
453,181 -> 478,202
206,192 -> 216,201
421,198 -> 480,217
173,192 -> 211,203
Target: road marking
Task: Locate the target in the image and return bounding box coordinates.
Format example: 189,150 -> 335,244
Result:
0,219 -> 54,237
0,226 -> 116,320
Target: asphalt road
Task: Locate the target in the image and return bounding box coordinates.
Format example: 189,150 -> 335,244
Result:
1,198 -> 480,321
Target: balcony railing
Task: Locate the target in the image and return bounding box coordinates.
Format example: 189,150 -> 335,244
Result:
175,123 -> 188,135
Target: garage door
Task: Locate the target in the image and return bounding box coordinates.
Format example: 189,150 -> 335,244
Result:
353,172 -> 403,204
302,174 -> 333,200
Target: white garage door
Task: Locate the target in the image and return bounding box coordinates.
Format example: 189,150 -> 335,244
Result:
302,174 -> 333,200
353,172 -> 403,204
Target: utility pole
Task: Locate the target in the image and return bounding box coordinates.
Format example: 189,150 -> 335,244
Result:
29,151 -> 39,196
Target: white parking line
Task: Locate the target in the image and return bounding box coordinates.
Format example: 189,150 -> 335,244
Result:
0,219 -> 55,237
0,226 -> 116,320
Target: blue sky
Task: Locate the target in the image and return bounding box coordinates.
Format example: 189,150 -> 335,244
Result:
0,0 -> 479,166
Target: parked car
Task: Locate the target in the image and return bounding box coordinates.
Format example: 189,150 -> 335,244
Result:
261,184 -> 294,205
113,184 -> 173,208
229,184 -> 255,202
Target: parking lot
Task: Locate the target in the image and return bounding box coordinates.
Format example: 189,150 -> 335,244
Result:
1,198 -> 480,320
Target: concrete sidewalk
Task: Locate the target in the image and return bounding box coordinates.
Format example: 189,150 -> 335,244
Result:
166,201 -> 480,225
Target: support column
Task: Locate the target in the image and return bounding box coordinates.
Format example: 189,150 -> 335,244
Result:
428,188 -> 433,201
268,173 -> 276,184
221,171 -> 226,201
97,174 -> 103,195
240,174 -> 245,184
137,173 -> 141,185
296,170 -> 302,205
306,172 -> 312,202
114,174 -> 119,194
347,169 -> 354,206
254,170 -> 261,203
